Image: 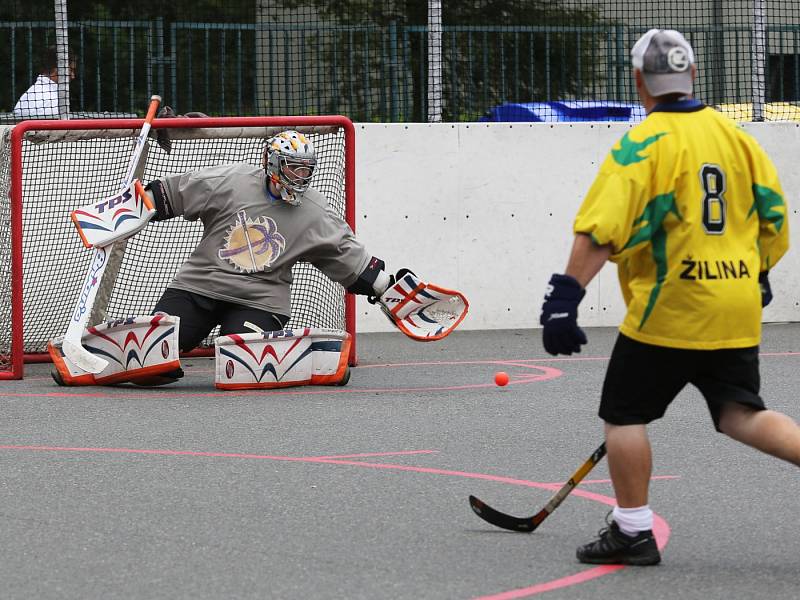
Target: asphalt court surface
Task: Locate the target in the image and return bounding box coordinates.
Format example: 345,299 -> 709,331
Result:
0,324 -> 798,599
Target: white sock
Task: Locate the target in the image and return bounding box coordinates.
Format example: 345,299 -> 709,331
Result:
612,505 -> 653,536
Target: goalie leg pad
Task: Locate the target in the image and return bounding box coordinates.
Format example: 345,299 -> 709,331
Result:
215,328 -> 351,390
48,315 -> 181,386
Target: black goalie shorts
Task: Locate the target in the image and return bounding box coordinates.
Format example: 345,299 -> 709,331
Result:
153,287 -> 289,352
599,333 -> 765,431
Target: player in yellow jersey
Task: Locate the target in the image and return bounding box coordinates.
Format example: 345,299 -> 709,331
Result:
539,29 -> 800,565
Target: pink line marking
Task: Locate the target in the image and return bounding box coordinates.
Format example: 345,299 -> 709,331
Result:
300,450 -> 439,460
0,444 -> 671,598
473,565 -> 626,600
0,445 -> 439,465
0,445 -> 313,461
167,361 -> 562,377
0,377 -> 563,399
357,357 -> 610,368
2,391 -> 110,398
10,361 -> 563,397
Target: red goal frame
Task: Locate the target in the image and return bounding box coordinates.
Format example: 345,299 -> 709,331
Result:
3,115 -> 357,379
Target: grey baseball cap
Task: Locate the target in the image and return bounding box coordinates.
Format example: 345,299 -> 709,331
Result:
631,29 -> 695,97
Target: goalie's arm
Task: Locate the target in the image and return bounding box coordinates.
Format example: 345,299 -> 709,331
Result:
144,179 -> 178,221
303,207 -> 391,296
345,257 -> 392,298
145,170 -> 222,222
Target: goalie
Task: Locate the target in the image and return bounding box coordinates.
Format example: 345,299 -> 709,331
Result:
53,130 -> 467,388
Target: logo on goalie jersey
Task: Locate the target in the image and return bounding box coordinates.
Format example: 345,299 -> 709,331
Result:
218,211 -> 286,272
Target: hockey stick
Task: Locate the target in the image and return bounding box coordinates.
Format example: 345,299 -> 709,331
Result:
61,95 -> 162,373
469,442 -> 607,533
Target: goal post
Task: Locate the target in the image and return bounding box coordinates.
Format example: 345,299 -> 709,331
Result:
0,115 -> 357,380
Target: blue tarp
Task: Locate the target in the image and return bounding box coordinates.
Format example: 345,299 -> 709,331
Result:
479,101 -> 646,122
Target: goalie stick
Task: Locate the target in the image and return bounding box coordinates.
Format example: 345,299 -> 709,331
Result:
468,442 -> 607,532
61,95 -> 162,373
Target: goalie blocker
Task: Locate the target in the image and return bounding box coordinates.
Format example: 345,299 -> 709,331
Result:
70,180 -> 156,248
48,315 -> 181,386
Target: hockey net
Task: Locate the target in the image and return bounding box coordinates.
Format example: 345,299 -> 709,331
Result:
0,116 -> 356,379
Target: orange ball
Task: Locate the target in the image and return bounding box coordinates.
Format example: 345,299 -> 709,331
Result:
494,371 -> 509,387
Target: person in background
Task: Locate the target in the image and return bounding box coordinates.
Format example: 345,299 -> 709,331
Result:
13,46 -> 76,119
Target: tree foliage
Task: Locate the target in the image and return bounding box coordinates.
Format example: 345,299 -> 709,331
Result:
2,1 -> 608,120
283,0 -> 607,120
1,0 -> 253,22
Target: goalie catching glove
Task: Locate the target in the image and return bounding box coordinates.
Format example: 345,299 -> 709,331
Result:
369,269 -> 469,341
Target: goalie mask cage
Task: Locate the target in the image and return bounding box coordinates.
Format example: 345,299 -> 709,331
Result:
0,116 -> 356,380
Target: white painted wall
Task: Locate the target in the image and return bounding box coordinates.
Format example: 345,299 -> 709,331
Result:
354,121 -> 800,332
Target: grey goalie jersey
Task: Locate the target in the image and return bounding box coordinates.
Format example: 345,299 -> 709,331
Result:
154,163 -> 370,317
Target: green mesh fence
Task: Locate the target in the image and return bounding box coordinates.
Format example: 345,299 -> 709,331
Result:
3,1 -> 800,122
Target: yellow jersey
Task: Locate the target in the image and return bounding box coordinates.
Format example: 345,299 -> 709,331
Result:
574,100 -> 789,349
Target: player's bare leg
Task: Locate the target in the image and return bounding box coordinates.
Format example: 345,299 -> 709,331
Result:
718,403 -> 800,467
576,423 -> 660,566
605,423 -> 652,507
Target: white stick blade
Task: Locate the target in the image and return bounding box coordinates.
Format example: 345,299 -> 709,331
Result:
62,339 -> 109,374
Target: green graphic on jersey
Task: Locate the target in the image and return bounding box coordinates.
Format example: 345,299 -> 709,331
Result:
748,184 -> 785,232
622,192 -> 682,330
612,132 -> 668,166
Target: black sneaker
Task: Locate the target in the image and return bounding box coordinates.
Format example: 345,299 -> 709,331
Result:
577,517 -> 661,566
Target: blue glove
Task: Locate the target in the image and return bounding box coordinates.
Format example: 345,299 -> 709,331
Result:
540,274 -> 587,355
759,271 -> 772,307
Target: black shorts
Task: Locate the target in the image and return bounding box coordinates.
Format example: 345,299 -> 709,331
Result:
153,288 -> 289,352
600,333 -> 765,431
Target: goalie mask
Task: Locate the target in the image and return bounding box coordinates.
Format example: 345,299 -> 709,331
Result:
264,130 -> 316,206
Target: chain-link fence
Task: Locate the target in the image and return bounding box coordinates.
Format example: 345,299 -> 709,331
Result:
3,1 -> 800,122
